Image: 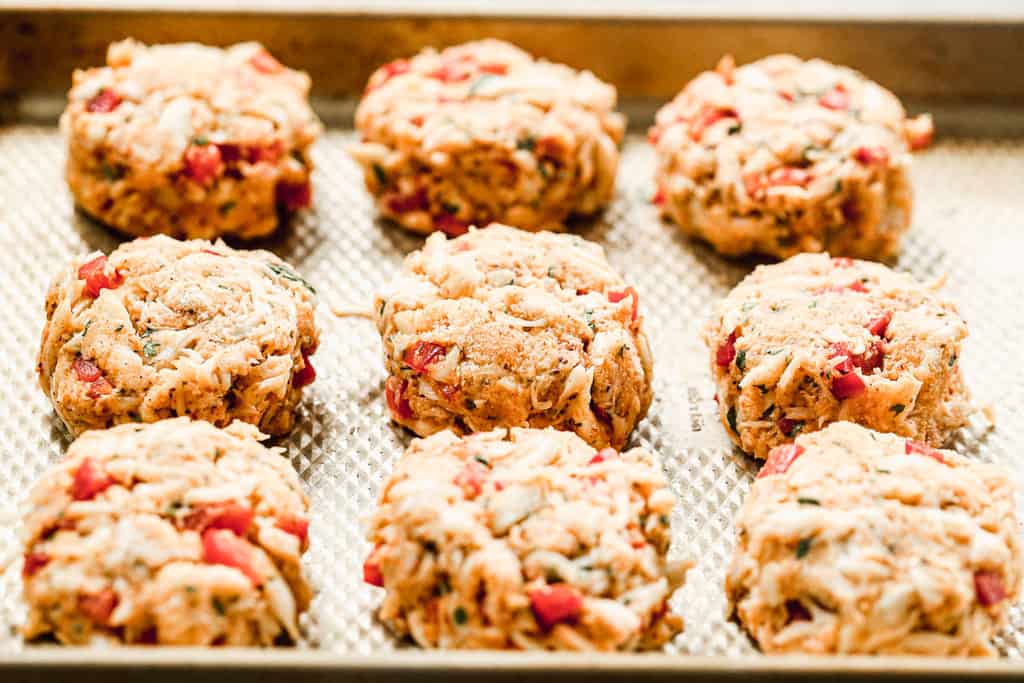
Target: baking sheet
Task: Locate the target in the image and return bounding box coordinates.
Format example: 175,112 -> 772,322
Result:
0,125 -> 1022,661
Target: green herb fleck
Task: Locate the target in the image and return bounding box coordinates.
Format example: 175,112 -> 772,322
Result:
876,468 -> 892,474
726,406 -> 738,434
100,163 -> 125,181
659,514 -> 670,526
741,301 -> 757,312
441,201 -> 460,215
833,179 -> 842,194
267,263 -> 316,294
473,455 -> 490,468
464,398 -> 477,411
468,74 -> 497,96
735,349 -> 746,371
143,340 -> 159,358
372,163 -> 388,186
453,606 -> 468,625
796,537 -> 813,559
727,123 -> 742,135
212,597 -> 226,616
583,309 -> 596,332
218,200 -> 237,216
797,497 -> 821,506
948,355 -> 957,367
192,135 -> 209,146
516,134 -> 536,152
114,324 -> 124,332
890,404 -> 905,415
185,584 -> 196,594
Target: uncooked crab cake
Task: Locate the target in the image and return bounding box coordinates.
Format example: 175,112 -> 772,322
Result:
364,427 -> 690,650
38,235 -> 319,437
61,39 -> 321,240
651,54 -> 934,260
727,421 -> 1022,655
375,224 -> 651,449
704,253 -> 970,460
22,418 -> 312,646
349,39 -> 625,235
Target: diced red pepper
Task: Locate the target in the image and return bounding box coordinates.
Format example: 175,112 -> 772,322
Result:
428,63 -> 471,83
202,529 -> 260,585
276,515 -> 310,544
184,144 -> 223,185
292,351 -> 316,388
78,255 -> 122,298
759,444 -> 805,478
607,287 -> 639,323
385,376 -> 413,420
454,459 -> 488,499
866,311 -> 892,338
374,59 -> 411,89
905,439 -> 945,464
479,63 -> 508,75
201,249 -> 224,257
691,107 -> 738,141
71,457 -> 116,501
437,382 -> 460,402
652,187 -> 666,206
743,173 -> 766,199
363,558 -> 384,587
716,332 -> 737,368
435,213 -> 469,237
385,188 -> 429,214
778,90 -> 795,102
78,588 -> 118,625
183,502 -> 254,537
832,257 -> 855,268
588,447 -> 617,465
853,146 -> 890,166
73,357 -> 103,383
785,599 -> 812,623
647,126 -> 663,146
831,372 -> 866,400
767,166 -> 813,187
777,418 -> 799,437
907,123 -> 934,151
249,49 -> 283,74
22,552 -> 50,578
975,570 -> 1007,607
245,140 -> 284,164
829,341 -> 884,375
403,341 -> 447,374
86,89 -> 122,113
819,85 -> 849,110
275,180 -> 312,211
529,585 -> 584,631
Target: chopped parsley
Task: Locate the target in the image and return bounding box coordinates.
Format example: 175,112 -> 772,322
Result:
267,263 -> 316,294
516,134 -> 536,152
727,123 -> 742,135
948,355 -> 957,367
796,537 -> 813,559
473,455 -> 490,467
100,162 -> 125,181
464,398 -> 477,411
468,74 -> 497,96
218,200 -> 237,216
212,596 -> 226,616
890,404 -> 905,415
372,163 -> 388,186
583,309 -> 596,332
143,340 -> 159,358
797,497 -> 821,506
735,349 -> 746,371
192,135 -> 209,146
453,606 -> 468,625
726,406 -> 738,434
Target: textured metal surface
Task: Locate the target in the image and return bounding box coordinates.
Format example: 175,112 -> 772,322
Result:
0,126 -> 1023,661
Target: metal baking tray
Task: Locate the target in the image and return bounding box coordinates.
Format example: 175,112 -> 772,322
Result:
1,4 -> 1024,681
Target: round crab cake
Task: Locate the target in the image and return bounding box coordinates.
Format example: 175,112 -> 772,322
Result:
38,235 -> 319,437
704,253 -> 970,460
364,427 -> 691,650
349,39 -> 625,236
62,39 -> 322,240
727,421 -> 1022,656
651,54 -> 934,260
22,418 -> 312,646
375,224 -> 652,449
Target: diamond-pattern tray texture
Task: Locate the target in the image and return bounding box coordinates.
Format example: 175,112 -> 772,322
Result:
0,126 -> 1022,658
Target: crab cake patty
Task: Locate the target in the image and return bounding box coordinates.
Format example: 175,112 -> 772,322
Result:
727,421 -> 1022,655
375,224 -> 652,449
62,39 -> 321,240
22,418 -> 311,646
651,54 -> 933,260
704,253 -> 970,459
350,39 -> 624,235
38,235 -> 319,437
364,427 -> 690,650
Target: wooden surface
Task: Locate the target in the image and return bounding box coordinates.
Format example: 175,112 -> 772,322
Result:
1,10 -> 1023,102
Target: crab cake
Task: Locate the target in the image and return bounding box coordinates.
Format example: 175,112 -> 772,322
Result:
375,224 -> 651,449
350,39 -> 624,236
727,421 -> 1022,656
38,235 -> 319,437
62,39 -> 321,240
22,418 -> 312,646
651,54 -> 933,260
705,253 -> 970,460
364,427 -> 690,650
